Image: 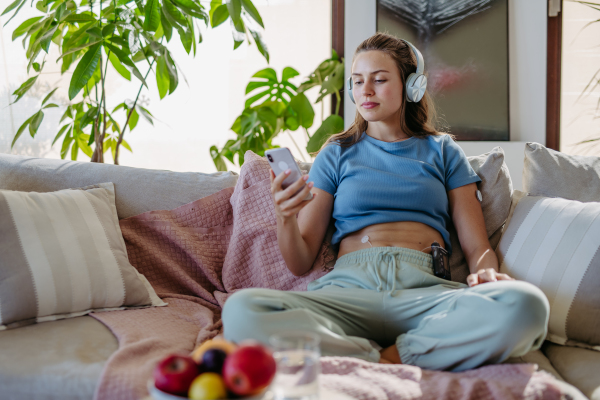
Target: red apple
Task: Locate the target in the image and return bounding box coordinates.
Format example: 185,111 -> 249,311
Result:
153,354 -> 200,396
222,342 -> 277,396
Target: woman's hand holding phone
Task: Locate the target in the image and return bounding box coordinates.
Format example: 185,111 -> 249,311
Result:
270,169 -> 316,220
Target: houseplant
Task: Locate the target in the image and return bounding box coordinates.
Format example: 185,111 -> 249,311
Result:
3,0 -> 267,163
210,49 -> 345,171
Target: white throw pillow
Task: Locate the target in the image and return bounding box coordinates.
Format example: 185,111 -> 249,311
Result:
497,190 -> 600,351
0,183 -> 166,330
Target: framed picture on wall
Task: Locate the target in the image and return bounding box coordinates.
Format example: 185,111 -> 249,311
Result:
377,0 -> 510,141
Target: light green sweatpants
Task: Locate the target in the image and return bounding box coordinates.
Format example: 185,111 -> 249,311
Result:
222,247 -> 549,371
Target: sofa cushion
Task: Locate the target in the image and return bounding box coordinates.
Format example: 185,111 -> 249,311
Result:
0,183 -> 166,330
0,154 -> 239,219
497,190 -> 600,350
447,146 -> 513,283
0,316 -> 117,400
543,342 -> 600,400
523,142 -> 600,202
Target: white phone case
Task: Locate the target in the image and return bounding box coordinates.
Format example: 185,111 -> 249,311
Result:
265,148 -> 313,200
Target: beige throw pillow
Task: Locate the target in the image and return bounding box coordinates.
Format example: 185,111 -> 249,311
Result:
448,146 -> 513,283
523,142 -> 600,202
497,190 -> 600,351
0,183 -> 165,330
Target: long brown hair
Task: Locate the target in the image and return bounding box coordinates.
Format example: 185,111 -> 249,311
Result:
320,32 -> 449,151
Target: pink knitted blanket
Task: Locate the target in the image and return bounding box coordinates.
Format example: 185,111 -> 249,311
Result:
90,152 -> 568,400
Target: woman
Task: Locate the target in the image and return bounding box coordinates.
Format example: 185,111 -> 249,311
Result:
223,33 -> 549,371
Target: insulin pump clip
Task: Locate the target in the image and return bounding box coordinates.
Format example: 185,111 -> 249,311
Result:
431,241 -> 451,280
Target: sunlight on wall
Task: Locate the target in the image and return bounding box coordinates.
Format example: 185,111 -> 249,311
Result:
0,0 -> 331,173
561,1 -> 600,157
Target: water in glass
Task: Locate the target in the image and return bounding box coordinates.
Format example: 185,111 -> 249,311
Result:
272,348 -> 320,400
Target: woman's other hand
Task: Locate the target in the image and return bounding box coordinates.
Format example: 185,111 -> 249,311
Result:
467,268 -> 515,287
270,169 -> 316,221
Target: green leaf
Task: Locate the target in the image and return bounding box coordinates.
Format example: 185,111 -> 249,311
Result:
86,27 -> 102,38
282,67 -> 299,82
163,0 -> 187,28
2,0 -> 26,26
60,133 -> 73,159
68,43 -> 102,100
156,55 -> 169,99
32,62 -> 41,72
144,0 -> 161,31
102,23 -> 116,37
43,103 -> 59,109
137,105 -> 154,125
160,11 -> 173,41
60,105 -> 73,122
128,107 -> 139,130
29,110 -> 44,137
70,140 -> 79,160
121,139 -> 132,152
75,133 -> 93,157
35,1 -> 48,13
306,115 -> 344,153
52,124 -> 71,145
61,53 -> 73,73
233,39 -> 243,50
63,21 -> 96,48
249,28 -> 269,62
241,0 -> 263,28
12,75 -> 38,104
209,0 -> 222,16
41,88 -> 58,105
252,67 -> 276,81
58,39 -> 102,60
289,93 -> 314,129
172,0 -> 207,20
64,13 -> 97,22
315,61 -> 345,103
109,51 -> 131,80
226,0 -> 241,25
165,51 -> 178,93
211,4 -> 228,27
12,17 -> 43,41
2,0 -> 24,17
11,114 -> 34,148
210,145 -> 227,171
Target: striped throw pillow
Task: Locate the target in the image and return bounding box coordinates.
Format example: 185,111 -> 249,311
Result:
497,190 -> 600,350
0,183 -> 166,330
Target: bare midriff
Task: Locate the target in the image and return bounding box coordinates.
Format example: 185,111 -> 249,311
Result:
337,221 -> 445,258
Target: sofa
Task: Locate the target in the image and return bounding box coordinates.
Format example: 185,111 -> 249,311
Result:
0,142 -> 598,400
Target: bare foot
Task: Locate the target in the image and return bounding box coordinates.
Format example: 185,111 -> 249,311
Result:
379,345 -> 402,364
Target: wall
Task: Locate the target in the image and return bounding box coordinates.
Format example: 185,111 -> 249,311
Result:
344,0 -> 549,190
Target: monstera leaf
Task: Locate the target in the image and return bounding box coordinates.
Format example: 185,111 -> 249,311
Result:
244,67 -> 299,108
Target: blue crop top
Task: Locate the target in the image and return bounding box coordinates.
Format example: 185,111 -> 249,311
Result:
308,132 -> 481,254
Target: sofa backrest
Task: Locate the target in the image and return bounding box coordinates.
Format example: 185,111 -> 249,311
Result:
0,154 -> 239,219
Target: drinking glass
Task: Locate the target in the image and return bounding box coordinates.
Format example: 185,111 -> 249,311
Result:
269,332 -> 321,400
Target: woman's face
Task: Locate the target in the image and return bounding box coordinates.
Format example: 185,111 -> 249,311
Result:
351,50 -> 404,124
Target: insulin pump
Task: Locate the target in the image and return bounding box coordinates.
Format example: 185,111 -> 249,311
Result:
431,241 -> 451,280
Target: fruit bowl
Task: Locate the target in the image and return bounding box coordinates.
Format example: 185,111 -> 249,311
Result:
147,380 -> 272,400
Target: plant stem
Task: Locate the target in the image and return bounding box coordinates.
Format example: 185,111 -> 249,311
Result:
335,90 -> 341,116
287,130 -> 306,162
113,58 -> 155,165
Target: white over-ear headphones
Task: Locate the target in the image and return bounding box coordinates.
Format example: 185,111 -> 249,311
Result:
347,39 -> 427,104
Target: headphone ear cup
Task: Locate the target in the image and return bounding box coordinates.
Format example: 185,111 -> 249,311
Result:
347,77 -> 355,104
405,73 -> 427,103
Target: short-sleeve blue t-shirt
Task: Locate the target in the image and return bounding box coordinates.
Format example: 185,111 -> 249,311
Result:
309,132 -> 481,254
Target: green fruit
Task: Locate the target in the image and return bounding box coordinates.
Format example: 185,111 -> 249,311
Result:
188,372 -> 227,400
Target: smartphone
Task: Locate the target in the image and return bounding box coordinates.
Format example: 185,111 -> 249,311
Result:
265,148 -> 313,201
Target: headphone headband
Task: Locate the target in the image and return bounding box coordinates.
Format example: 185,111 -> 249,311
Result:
401,40 -> 424,76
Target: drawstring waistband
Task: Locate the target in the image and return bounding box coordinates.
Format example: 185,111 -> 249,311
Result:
336,247 -> 434,296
